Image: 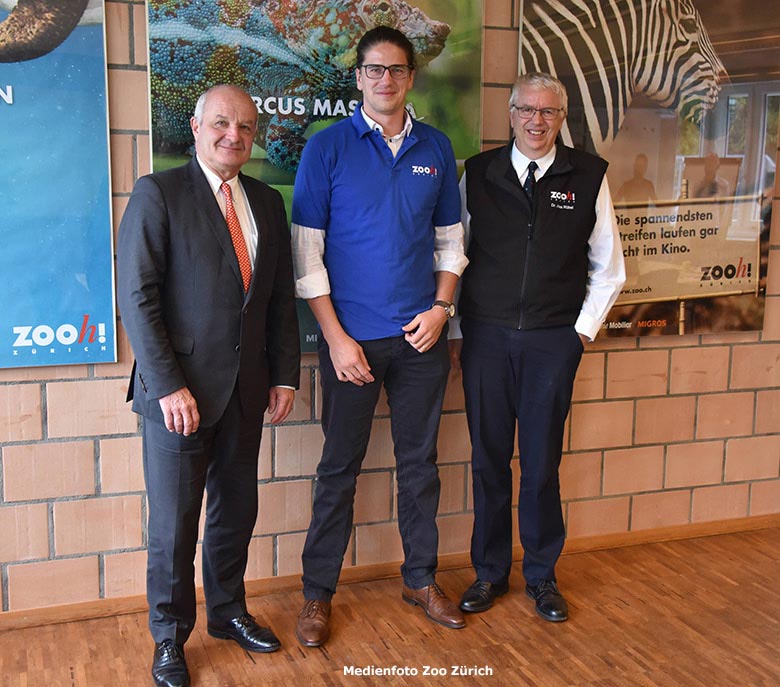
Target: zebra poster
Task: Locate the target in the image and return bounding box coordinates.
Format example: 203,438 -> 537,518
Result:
519,0 -> 776,336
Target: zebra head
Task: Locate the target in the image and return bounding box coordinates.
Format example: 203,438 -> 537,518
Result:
520,0 -> 727,156
633,0 -> 726,125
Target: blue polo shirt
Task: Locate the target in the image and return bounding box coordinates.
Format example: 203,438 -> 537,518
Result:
292,105 -> 461,341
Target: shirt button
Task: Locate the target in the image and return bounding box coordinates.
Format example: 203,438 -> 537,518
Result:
235,344 -> 240,352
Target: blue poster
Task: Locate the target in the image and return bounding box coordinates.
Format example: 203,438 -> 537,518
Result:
0,1 -> 115,367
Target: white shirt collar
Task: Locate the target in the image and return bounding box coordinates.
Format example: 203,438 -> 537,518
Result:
195,155 -> 239,196
511,143 -> 557,181
361,107 -> 413,142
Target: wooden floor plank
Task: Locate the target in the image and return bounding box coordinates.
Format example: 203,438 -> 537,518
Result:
1,528 -> 779,686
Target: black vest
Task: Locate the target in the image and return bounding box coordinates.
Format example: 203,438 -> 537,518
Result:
460,143 -> 608,330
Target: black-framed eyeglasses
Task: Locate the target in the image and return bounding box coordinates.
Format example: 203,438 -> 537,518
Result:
511,104 -> 566,120
361,64 -> 414,80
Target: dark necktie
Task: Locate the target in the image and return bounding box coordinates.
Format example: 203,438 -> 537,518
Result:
523,160 -> 538,205
221,181 -> 252,292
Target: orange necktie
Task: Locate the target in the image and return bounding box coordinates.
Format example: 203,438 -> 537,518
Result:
221,181 -> 252,292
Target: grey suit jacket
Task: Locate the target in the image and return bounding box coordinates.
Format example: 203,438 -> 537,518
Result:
116,158 -> 300,427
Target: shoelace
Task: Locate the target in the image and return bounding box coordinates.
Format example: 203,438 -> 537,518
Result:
157,639 -> 183,661
301,600 -> 328,618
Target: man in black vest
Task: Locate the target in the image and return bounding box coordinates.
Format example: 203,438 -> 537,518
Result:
452,73 -> 625,622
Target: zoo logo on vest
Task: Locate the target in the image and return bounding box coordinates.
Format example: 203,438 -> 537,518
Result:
549,190 -> 576,210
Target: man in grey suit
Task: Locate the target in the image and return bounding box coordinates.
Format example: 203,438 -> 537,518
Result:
117,84 -> 300,687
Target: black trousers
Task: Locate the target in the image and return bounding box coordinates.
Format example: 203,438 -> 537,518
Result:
143,385 -> 263,644
301,333 -> 450,600
461,319 -> 583,586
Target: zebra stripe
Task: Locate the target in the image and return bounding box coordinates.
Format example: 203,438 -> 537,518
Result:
520,0 -> 726,155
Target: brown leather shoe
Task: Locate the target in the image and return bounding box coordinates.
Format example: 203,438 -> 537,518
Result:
402,583 -> 465,629
295,599 -> 331,647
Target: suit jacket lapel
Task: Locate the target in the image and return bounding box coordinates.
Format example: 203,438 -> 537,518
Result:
240,172 -> 270,301
187,158 -> 245,292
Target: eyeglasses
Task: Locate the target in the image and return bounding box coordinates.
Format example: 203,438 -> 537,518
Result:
361,64 -> 413,80
511,104 -> 566,120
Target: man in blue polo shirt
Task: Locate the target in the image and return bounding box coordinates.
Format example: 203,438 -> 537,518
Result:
291,26 -> 468,647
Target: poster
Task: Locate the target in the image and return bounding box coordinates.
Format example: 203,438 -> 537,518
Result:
147,0 -> 483,350
519,0 -> 776,336
0,0 -> 116,367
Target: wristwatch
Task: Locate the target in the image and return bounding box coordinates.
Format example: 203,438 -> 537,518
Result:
433,300 -> 455,318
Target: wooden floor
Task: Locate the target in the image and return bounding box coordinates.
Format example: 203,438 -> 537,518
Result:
2,528 -> 779,687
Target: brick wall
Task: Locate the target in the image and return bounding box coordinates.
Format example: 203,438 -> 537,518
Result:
0,0 -> 778,615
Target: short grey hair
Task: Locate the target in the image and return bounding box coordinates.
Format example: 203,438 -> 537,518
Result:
510,72 -> 568,112
192,84 -> 256,125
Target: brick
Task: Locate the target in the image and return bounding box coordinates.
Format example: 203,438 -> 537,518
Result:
756,390 -> 780,434
3,440 -> 95,501
137,133 -> 152,177
0,365 -> 87,383
54,495 -> 143,555
0,384 -> 42,442
273,424 -> 323,477
110,134 -> 135,194
46,379 -> 137,437
569,401 -> 634,450
104,550 -> 146,598
603,446 -> 664,495
635,396 -> 696,444
245,536 -> 274,581
768,250 -> 780,296
354,521 -> 404,566
254,480 -> 312,535
700,330 -> 759,345
560,452 -> 602,501
670,347 -> 730,393
107,68 -> 149,131
631,491 -> 691,531
7,557 -> 99,610
566,497 -> 630,538
691,484 -> 750,522
0,504 -> 49,562
606,350 -> 668,398
105,2 -> 131,64
100,436 -> 144,493
112,196 -> 129,247
639,334 -> 699,349
276,531 -> 306,576
485,0 -> 514,27
572,353 -> 605,401
731,344 -> 780,389
437,513 -> 473,555
94,322 -> 134,378
666,441 -> 724,488
750,480 -> 780,515
363,418 -> 395,469
484,28 -> 520,84
438,464 -> 467,514
354,471 -> 393,524
696,392 -> 754,440
762,296 -> 780,341
442,371 -> 465,412
258,427 -> 272,480
724,436 -> 780,482
482,87 -> 512,141
132,4 -> 148,67
437,413 -> 472,463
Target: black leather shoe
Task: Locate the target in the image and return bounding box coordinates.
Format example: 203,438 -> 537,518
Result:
459,579 -> 509,613
152,639 -> 189,687
526,580 -> 568,622
207,613 -> 281,653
